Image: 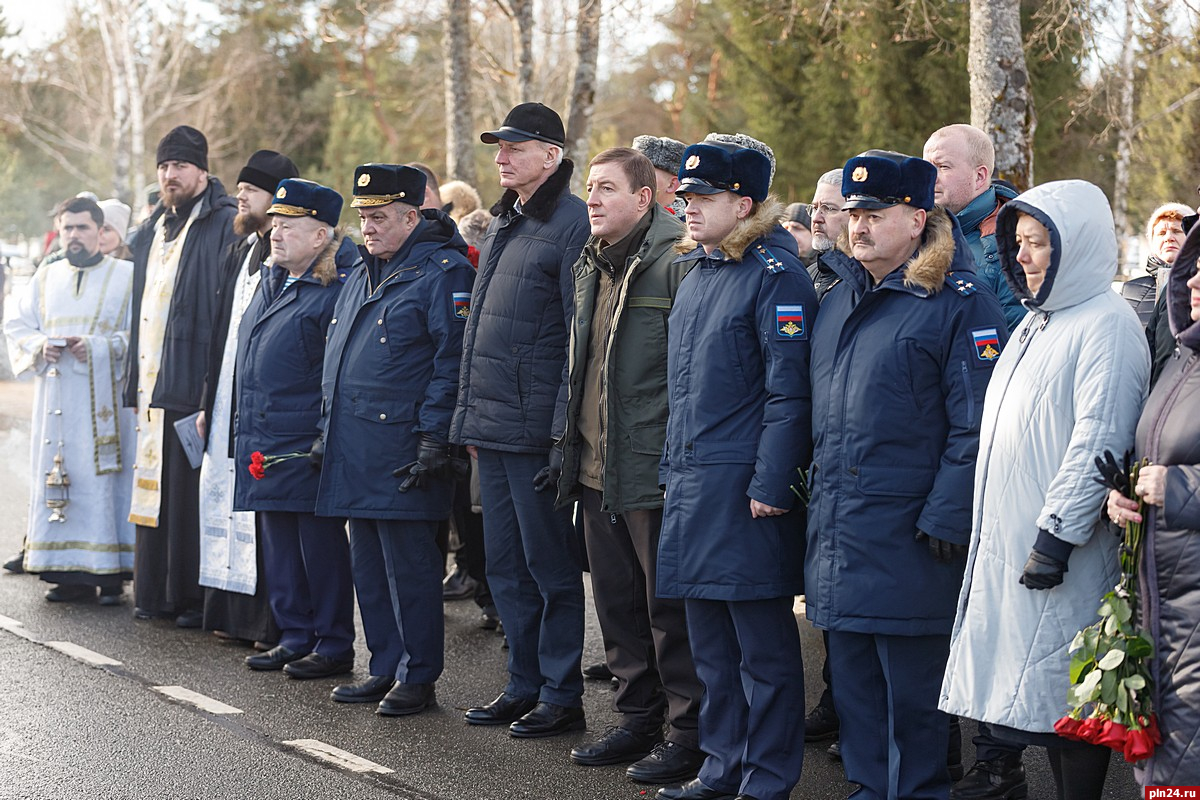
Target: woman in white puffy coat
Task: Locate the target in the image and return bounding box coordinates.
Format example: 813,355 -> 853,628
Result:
940,180 -> 1149,799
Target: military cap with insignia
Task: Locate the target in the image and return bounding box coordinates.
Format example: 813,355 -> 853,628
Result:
840,154 -> 936,211
480,102 -> 566,147
350,164 -> 425,208
676,141 -> 772,203
268,178 -> 343,226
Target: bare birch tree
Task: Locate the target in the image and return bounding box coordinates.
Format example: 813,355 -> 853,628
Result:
564,0 -> 600,188
1111,0 -> 1137,245
968,0 -> 1035,189
444,0 -> 477,185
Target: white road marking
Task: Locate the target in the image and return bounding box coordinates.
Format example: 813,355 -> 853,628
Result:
153,685 -> 243,715
0,614 -> 23,631
283,739 -> 394,774
45,641 -> 122,666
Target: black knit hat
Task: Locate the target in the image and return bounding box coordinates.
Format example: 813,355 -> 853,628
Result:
237,150 -> 299,194
156,125 -> 208,170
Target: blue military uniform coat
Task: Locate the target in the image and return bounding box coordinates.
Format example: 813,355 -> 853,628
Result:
657,224 -> 819,602
805,212 -> 1009,636
232,239 -> 349,512
316,211 -> 474,521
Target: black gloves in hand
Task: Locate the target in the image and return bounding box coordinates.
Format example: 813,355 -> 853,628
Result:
532,446 -> 564,494
1020,550 -> 1068,590
309,434 -> 325,470
394,434 -> 451,493
1020,528 -> 1072,589
914,530 -> 968,563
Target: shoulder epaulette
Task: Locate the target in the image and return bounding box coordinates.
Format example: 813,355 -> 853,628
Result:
753,243 -> 785,274
946,272 -> 977,296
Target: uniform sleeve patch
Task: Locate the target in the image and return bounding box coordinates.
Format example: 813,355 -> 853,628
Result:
776,304 -> 807,339
972,327 -> 1001,361
453,291 -> 471,319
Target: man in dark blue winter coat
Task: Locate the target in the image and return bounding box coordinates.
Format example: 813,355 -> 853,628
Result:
316,164 -> 474,716
655,140 -> 818,800
806,154 -> 1008,800
231,179 -> 355,681
452,103 -> 591,739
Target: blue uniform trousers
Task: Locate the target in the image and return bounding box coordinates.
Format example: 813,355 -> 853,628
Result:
348,518 -> 443,683
828,631 -> 952,800
477,448 -> 584,707
258,511 -> 354,660
685,596 -> 805,800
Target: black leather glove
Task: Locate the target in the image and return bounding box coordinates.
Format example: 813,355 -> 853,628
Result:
393,434 -> 450,493
309,434 -> 325,470
532,446 -> 564,494
914,530 -> 968,563
1020,529 -> 1072,590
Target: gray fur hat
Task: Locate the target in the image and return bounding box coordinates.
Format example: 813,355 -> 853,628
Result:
632,135 -> 687,176
704,132 -> 776,185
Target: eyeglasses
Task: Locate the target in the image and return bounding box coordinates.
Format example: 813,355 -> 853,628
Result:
806,202 -> 841,216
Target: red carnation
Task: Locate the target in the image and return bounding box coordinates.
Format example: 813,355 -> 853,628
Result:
467,245 -> 479,269
1054,716 -> 1083,742
1094,719 -> 1128,751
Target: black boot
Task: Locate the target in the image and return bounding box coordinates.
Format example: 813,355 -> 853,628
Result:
951,753 -> 1027,800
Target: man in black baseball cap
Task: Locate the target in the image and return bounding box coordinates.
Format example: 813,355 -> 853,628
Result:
456,102 -> 591,739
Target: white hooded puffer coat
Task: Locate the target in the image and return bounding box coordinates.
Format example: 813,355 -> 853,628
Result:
940,180 -> 1149,733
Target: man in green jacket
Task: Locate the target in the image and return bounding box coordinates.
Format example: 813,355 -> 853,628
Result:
552,147 -> 705,786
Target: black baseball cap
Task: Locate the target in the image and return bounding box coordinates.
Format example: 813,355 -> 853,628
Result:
480,103 -> 566,147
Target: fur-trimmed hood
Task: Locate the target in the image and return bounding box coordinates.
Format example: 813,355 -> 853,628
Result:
835,205 -> 958,294
490,159 -> 575,222
309,227 -> 346,286
675,197 -> 785,262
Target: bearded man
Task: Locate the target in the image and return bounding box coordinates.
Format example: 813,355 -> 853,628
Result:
196,149 -> 299,644
124,125 -> 238,627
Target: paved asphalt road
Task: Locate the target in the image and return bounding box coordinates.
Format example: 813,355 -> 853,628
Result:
0,374 -> 1139,799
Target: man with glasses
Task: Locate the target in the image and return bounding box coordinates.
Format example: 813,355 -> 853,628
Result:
805,170 -> 849,302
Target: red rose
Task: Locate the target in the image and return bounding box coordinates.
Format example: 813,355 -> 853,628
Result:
1054,716 -> 1083,741
1094,719 -> 1128,751
1123,727 -> 1156,762
1075,716 -> 1104,744
1140,714 -> 1162,744
467,245 -> 480,269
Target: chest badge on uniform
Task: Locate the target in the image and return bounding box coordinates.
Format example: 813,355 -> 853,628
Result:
776,305 -> 807,339
972,328 -> 1001,361
453,291 -> 471,319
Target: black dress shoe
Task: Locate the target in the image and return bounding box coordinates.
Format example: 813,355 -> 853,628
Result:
734,796 -> 761,800
804,703 -> 840,741
480,604 -> 500,630
283,652 -> 354,680
376,682 -> 436,716
656,778 -> 736,800
331,675 -> 395,704
583,660 -> 614,680
98,586 -> 123,606
246,645 -> 308,671
45,584 -> 95,602
627,740 -> 706,784
464,692 -> 537,726
442,567 -> 477,600
826,740 -> 841,761
175,609 -> 203,628
570,726 -> 662,766
133,607 -> 155,620
3,551 -> 25,574
508,701 -> 585,739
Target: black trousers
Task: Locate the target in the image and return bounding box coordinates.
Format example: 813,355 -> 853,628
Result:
580,487 -> 701,747
134,409 -> 202,616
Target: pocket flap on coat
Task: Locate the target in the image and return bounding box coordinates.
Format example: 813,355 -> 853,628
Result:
628,424 -> 667,456
350,393 -> 416,425
856,465 -> 936,497
693,439 -> 758,464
